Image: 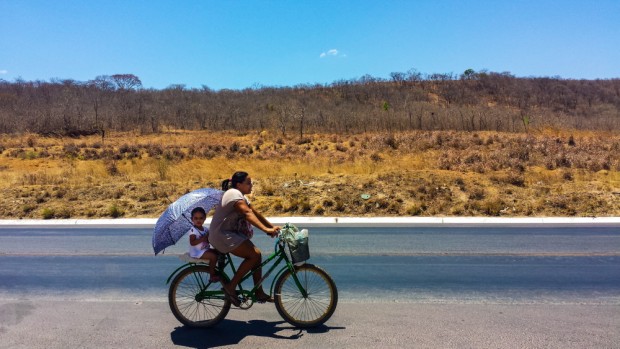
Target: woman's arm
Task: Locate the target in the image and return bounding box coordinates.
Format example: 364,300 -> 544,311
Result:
234,200 -> 280,236
251,205 -> 274,229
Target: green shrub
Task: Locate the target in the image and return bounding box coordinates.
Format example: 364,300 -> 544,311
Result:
41,208 -> 55,219
108,204 -> 124,218
22,204 -> 36,214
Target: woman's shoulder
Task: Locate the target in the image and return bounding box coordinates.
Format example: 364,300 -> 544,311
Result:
222,188 -> 245,202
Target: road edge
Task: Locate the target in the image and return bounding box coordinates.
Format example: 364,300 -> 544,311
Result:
1,216 -> 619,228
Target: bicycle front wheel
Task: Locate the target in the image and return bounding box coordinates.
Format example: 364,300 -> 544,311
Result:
274,264 -> 338,328
168,265 -> 230,328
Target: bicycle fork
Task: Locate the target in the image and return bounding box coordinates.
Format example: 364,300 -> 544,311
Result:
288,268 -> 309,298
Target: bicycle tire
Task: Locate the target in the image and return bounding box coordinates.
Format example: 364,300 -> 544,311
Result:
274,264 -> 338,328
168,265 -> 230,328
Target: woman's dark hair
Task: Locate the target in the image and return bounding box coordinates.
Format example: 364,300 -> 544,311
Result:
222,171 -> 248,191
191,207 -> 206,217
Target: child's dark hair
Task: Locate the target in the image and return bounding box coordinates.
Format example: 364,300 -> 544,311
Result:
222,171 -> 249,191
191,207 -> 206,217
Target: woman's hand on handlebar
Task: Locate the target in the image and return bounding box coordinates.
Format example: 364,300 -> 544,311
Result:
264,226 -> 281,238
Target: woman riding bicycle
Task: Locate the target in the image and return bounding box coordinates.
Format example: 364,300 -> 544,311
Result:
208,171 -> 281,306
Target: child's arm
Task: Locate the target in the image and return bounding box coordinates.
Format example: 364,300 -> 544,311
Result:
189,233 -> 208,246
189,234 -> 201,246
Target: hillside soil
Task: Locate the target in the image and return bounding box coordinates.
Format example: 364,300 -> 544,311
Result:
0,130 -> 618,219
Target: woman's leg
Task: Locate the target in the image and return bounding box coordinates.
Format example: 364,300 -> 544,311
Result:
226,240 -> 262,292
230,241 -> 270,299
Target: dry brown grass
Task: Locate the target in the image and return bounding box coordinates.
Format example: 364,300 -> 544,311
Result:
0,129 -> 618,219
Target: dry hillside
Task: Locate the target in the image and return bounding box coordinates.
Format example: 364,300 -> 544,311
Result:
0,129 -> 618,219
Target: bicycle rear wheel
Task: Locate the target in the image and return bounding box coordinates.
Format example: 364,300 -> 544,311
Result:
274,264 -> 338,328
168,265 -> 230,328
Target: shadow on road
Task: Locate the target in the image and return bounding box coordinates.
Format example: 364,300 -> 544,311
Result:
170,319 -> 345,348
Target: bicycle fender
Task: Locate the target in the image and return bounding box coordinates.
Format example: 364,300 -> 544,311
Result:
166,263 -> 194,284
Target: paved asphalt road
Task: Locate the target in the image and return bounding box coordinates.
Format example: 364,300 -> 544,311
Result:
1,300 -> 618,348
0,225 -> 619,348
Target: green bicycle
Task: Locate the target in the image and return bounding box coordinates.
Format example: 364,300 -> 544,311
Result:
166,229 -> 338,328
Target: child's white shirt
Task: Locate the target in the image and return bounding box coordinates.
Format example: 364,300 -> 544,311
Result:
188,226 -> 212,258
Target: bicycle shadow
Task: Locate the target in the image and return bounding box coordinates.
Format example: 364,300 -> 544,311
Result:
170,319 -> 345,348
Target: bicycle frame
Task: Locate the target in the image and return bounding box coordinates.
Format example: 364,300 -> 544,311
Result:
166,237 -> 308,301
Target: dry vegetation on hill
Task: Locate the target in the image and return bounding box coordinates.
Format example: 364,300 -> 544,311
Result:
2,71 -> 619,136
1,71 -> 619,218
0,129 -> 618,219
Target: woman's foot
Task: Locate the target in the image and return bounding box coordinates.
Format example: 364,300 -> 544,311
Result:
255,290 -> 274,303
222,284 -> 241,307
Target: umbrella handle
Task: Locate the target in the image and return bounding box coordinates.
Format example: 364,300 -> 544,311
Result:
181,212 -> 193,223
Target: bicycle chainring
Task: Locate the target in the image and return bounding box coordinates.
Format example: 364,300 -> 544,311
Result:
238,295 -> 253,309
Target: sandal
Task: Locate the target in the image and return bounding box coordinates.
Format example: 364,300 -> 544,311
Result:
222,287 -> 241,307
256,293 -> 274,303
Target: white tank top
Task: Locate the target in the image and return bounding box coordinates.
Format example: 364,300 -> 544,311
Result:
188,226 -> 212,258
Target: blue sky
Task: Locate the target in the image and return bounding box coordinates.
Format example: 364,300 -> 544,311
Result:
1,0 -> 619,90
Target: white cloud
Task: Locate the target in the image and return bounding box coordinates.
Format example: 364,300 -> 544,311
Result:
319,49 -> 340,58
0,70 -> 7,75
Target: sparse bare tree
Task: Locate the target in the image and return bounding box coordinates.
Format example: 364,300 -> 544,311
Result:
0,72 -> 619,135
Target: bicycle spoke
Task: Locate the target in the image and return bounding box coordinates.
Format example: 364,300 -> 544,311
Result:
169,265 -> 230,327
275,265 -> 337,327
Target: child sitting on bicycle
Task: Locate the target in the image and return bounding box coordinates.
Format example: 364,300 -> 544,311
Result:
188,207 -> 220,283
